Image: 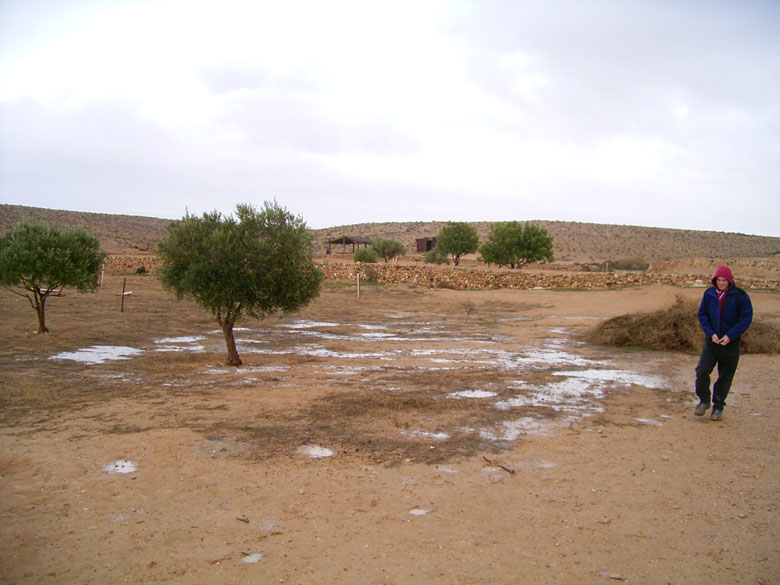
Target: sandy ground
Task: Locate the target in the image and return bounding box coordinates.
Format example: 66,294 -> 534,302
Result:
1,276 -> 778,585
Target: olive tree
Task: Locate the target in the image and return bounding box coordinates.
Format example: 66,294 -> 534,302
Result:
435,222 -> 479,266
0,220 -> 105,333
371,237 -> 405,263
479,221 -> 554,268
157,202 -> 323,366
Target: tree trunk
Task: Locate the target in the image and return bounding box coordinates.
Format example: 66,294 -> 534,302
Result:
222,320 -> 242,366
36,293 -> 49,334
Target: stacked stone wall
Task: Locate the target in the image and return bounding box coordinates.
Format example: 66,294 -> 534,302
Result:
104,255 -> 779,290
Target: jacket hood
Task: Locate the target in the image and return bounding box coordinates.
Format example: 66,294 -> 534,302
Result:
712,265 -> 734,287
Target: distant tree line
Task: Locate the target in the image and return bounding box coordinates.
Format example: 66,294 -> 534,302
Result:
427,221 -> 554,268
353,221 -> 555,268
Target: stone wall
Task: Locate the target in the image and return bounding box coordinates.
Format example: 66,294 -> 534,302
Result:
104,255 -> 779,290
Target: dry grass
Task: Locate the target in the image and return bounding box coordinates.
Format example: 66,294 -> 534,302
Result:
591,295 -> 780,354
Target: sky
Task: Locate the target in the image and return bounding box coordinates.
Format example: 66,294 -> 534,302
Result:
1,0 -> 778,236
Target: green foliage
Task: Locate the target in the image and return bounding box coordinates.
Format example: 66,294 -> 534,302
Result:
479,221 -> 554,269
354,248 -> 378,263
157,202 -> 323,365
435,222 -> 479,266
0,219 -> 105,333
371,237 -> 405,263
423,246 -> 450,264
591,296 -> 779,354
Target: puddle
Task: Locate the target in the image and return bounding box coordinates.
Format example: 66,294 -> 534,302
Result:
103,460 -> 137,474
51,346 -> 143,364
496,378 -> 603,410
409,508 -> 431,516
297,445 -> 333,459
450,390 -> 497,399
205,366 -> 288,375
404,430 -> 450,441
635,418 -> 664,426
479,417 -> 558,441
154,335 -> 206,344
279,320 -> 339,329
553,369 -> 667,389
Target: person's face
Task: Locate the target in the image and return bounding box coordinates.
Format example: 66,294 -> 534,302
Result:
715,276 -> 729,291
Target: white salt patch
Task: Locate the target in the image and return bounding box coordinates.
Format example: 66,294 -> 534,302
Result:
51,346 -> 143,364
298,445 -> 333,459
409,509 -> 431,516
434,465 -> 459,474
450,389 -> 497,399
103,460 -> 137,474
241,553 -> 263,564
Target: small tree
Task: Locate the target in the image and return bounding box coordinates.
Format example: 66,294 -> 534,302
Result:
157,202 -> 323,366
435,222 -> 479,266
480,221 -> 554,268
371,237 -> 405,263
0,220 -> 105,333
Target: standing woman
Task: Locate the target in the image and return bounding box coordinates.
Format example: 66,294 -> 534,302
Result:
694,265 -> 753,421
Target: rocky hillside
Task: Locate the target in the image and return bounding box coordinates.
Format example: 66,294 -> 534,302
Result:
2,204 -> 780,263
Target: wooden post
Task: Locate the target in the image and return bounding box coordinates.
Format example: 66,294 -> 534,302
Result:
121,277 -> 127,312
98,264 -> 104,286
356,271 -> 361,301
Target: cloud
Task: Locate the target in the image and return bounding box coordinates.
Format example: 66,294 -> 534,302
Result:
0,0 -> 779,236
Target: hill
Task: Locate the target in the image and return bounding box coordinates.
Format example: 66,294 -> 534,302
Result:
2,204 -> 780,263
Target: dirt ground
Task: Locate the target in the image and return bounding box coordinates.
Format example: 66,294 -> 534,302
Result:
1,274 -> 778,585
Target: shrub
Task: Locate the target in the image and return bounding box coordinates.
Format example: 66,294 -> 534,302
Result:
354,248 -> 378,263
591,295 -> 780,354
598,257 -> 649,271
424,247 -> 450,265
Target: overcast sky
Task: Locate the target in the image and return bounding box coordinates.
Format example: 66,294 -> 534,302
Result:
1,0 -> 778,235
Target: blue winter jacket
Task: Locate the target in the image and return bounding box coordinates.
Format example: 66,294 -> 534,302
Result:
698,286 -> 753,341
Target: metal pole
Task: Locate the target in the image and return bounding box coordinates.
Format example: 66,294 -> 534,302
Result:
121,277 -> 126,312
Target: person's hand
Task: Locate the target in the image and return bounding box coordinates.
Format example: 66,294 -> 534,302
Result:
711,334 -> 721,344
719,335 -> 731,346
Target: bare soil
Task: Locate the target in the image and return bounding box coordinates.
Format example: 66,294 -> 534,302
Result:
1,275 -> 778,585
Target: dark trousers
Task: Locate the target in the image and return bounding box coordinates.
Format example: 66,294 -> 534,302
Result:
695,339 -> 741,409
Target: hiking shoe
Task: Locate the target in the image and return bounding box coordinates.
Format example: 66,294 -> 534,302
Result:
711,409 -> 723,421
694,403 -> 710,416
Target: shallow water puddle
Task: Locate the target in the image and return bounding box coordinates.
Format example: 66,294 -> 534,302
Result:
297,445 -> 333,459
103,460 -> 137,474
450,389 -> 498,399
479,417 -> 559,442
403,430 -> 450,441
409,508 -> 431,516
51,346 -> 143,364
